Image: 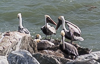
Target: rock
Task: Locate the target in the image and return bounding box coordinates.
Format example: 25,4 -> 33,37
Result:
0,31 -> 37,55
39,50 -> 64,58
0,31 -> 98,64
20,35 -> 37,53
66,51 -> 100,64
0,56 -> 8,64
33,53 -> 70,64
7,50 -> 40,64
32,51 -> 100,64
77,47 -> 91,55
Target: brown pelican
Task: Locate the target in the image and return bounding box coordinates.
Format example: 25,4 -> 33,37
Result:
56,16 -> 84,44
60,30 -> 79,58
17,13 -> 30,35
34,34 -> 54,50
41,15 -> 57,39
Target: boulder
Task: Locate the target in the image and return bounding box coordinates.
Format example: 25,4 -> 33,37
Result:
1,31 -> 100,64
66,51 -> 100,64
20,35 -> 37,53
33,53 -> 70,64
0,56 -> 8,64
0,31 -> 37,55
33,51 -> 100,64
7,50 -> 40,64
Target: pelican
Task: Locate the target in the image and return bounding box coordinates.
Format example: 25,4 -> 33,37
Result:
41,15 -> 57,39
56,16 -> 84,44
17,13 -> 30,35
60,30 -> 79,58
34,34 -> 54,50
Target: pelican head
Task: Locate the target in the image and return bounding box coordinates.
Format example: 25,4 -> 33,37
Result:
61,30 -> 65,37
34,34 -> 41,43
56,16 -> 65,30
45,15 -> 57,25
35,34 -> 42,39
17,13 -> 22,19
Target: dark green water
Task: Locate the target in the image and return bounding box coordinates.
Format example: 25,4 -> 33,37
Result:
0,0 -> 100,51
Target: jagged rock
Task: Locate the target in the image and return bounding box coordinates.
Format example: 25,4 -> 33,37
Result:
7,50 -> 40,64
39,50 -> 64,58
0,56 -> 8,64
20,35 -> 37,53
32,51 -> 100,64
0,31 -> 37,55
66,51 -> 100,64
0,31 -> 99,64
33,53 -> 70,64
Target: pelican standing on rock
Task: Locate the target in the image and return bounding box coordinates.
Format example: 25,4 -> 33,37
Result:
41,15 -> 57,40
17,13 -> 30,35
60,30 -> 79,58
34,34 -> 54,50
56,16 -> 84,44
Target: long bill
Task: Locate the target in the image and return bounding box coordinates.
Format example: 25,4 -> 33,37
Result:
45,15 -> 57,26
56,18 -> 62,30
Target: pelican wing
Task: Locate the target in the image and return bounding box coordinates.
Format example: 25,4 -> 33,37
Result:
48,27 -> 56,34
68,25 -> 84,41
18,26 -> 30,35
47,25 -> 56,34
68,24 -> 80,36
65,42 -> 79,56
68,26 -> 74,37
23,28 -> 30,35
37,40 -> 54,50
65,20 -> 81,34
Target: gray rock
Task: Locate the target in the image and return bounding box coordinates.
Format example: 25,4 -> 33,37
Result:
0,31 -> 37,55
66,51 -> 100,64
0,56 -> 8,64
33,53 -> 70,64
7,50 -> 40,64
67,60 -> 100,64
20,35 -> 37,53
32,51 -> 100,64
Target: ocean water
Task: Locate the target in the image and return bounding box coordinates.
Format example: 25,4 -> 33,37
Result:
0,0 -> 100,51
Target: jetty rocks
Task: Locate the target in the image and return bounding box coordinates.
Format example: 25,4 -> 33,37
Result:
0,31 -> 100,64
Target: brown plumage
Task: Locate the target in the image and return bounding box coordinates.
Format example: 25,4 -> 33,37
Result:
41,15 -> 57,39
60,30 -> 79,58
34,34 -> 54,50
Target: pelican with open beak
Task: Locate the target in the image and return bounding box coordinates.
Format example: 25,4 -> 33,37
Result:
41,15 -> 57,39
56,16 -> 84,44
60,30 -> 79,58
17,13 -> 30,35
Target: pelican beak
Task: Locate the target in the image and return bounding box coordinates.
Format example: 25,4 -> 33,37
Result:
56,16 -> 62,30
45,15 -> 57,25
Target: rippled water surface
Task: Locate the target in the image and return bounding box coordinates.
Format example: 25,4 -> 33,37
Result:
0,0 -> 100,51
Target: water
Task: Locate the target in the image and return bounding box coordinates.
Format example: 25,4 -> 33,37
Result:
0,0 -> 100,51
